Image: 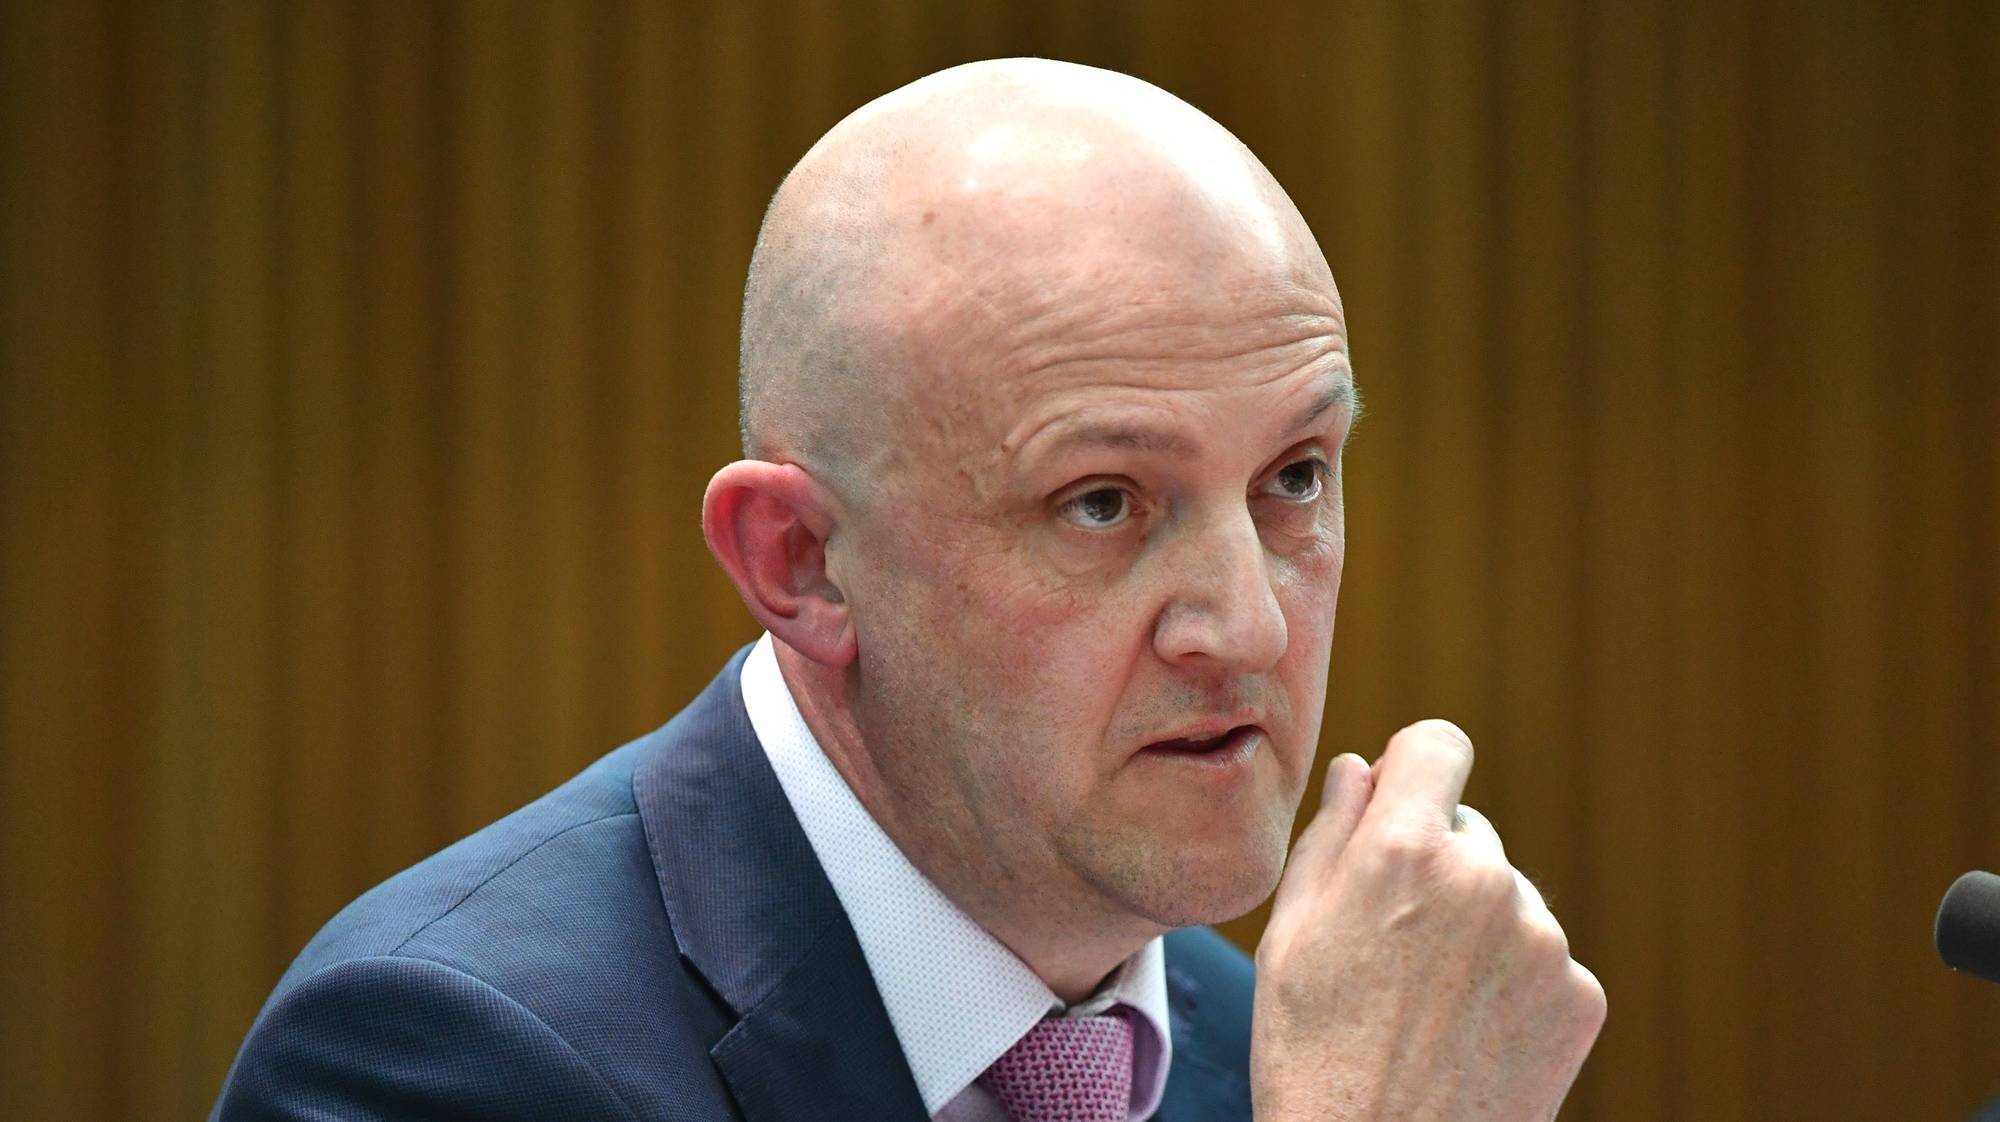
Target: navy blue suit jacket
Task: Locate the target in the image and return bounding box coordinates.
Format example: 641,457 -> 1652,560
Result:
213,649 -> 1258,1120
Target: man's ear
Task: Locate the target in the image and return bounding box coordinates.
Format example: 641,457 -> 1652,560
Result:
702,460 -> 857,669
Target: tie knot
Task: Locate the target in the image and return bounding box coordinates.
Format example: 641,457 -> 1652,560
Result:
978,1008 -> 1136,1122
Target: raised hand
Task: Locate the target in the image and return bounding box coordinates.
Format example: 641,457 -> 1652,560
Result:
1251,720 -> 1606,1121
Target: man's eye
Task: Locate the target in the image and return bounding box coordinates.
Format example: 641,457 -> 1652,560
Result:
1058,487 -> 1132,529
1264,459 -> 1328,502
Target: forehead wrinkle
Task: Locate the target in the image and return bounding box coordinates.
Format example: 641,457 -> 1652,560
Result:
1005,310 -> 1346,377
999,324 -> 1349,426
1000,346 -> 1355,478
968,255 -> 1343,351
1018,415 -> 1207,464
892,279 -> 1347,471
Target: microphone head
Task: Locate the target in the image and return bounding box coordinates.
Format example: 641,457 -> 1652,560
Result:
1937,870 -> 2000,984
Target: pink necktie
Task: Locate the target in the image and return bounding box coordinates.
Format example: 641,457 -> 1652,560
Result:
978,1008 -> 1136,1122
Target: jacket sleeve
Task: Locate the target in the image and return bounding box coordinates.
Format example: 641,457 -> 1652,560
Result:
211,955 -> 640,1122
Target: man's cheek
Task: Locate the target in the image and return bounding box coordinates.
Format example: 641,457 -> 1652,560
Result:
943,540 -> 1102,632
888,538 -> 1005,630
1276,540 -> 1342,618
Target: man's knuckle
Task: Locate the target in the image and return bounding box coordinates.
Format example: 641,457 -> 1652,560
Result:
1456,854 -> 1517,909
1372,821 -> 1442,870
1523,912 -> 1572,962
1567,962 -> 1608,1025
1453,803 -> 1489,833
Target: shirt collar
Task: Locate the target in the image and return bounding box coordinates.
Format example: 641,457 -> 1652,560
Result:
739,634 -> 1172,1119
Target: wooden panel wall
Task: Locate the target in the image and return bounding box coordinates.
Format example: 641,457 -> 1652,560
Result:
2,2 -> 1995,1118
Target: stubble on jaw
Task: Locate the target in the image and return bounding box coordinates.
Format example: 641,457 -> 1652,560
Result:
1051,783 -> 1303,930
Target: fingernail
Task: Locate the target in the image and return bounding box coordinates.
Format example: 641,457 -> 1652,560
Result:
1423,718 -> 1472,747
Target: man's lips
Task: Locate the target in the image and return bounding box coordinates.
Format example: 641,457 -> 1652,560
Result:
1138,723 -> 1265,759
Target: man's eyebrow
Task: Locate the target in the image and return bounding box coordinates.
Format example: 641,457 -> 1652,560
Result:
1038,423 -> 1202,457
1297,379 -> 1364,445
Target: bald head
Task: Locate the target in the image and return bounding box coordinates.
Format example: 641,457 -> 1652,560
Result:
737,59 -> 1338,493
711,61 -> 1356,978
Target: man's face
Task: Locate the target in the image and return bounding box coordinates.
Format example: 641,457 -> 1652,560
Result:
832,206 -> 1352,936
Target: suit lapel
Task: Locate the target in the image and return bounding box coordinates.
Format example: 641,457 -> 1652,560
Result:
1153,959 -> 1253,1122
633,649 -> 928,1122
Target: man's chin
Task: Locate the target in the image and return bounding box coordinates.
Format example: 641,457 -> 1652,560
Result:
1157,857 -> 1288,928
1082,837 -> 1291,931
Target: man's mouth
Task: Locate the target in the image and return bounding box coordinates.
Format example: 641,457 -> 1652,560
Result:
1139,724 -> 1263,762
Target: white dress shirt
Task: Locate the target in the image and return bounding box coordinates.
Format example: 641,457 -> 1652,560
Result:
740,633 -> 1173,1122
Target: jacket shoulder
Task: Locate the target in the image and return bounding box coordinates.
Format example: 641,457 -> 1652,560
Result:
272,735 -> 655,992
216,650 -> 760,1120
213,955 -> 639,1122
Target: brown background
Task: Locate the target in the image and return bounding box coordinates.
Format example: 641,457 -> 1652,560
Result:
4,1 -> 1998,1119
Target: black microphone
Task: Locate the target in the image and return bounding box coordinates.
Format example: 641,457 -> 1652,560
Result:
1937,870 -> 2000,984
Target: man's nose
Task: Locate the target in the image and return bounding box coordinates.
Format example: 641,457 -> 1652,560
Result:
1151,508 -> 1288,674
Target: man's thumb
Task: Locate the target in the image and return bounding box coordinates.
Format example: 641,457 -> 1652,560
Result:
1312,752 -> 1373,849
1272,753 -> 1373,907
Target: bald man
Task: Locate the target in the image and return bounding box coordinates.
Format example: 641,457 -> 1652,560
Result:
213,60 -> 1603,1122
